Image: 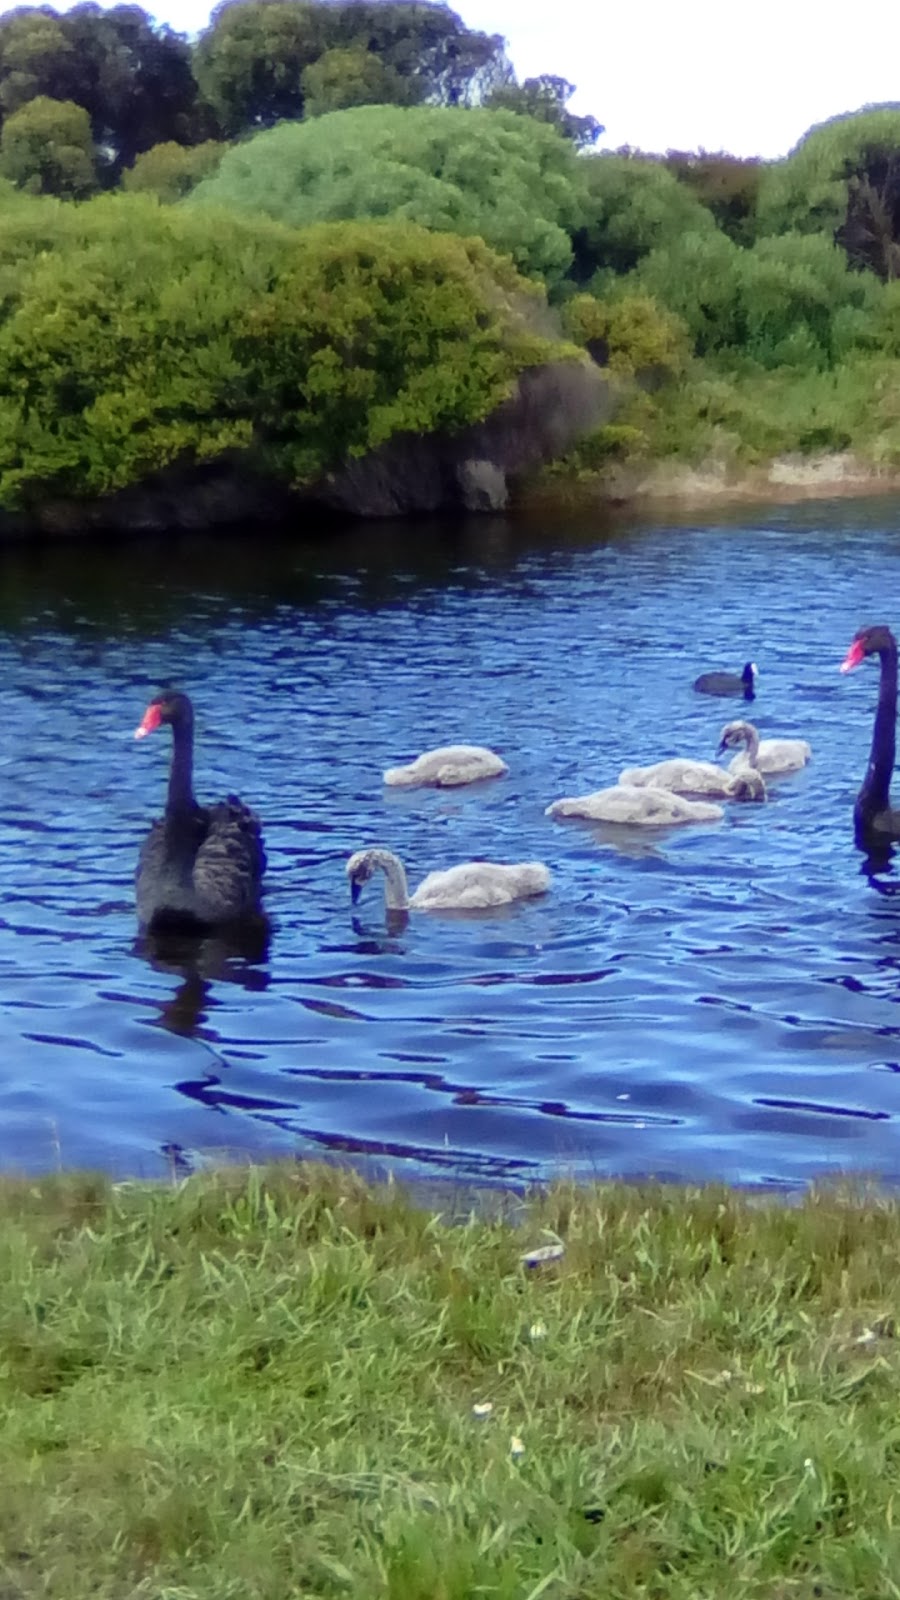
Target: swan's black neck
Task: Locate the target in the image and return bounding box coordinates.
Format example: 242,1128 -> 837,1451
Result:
857,637 -> 898,828
166,709 -> 196,815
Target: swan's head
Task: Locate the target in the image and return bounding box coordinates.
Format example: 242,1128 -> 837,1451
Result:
135,688 -> 193,740
717,719 -> 757,755
841,624 -> 897,672
346,849 -> 376,904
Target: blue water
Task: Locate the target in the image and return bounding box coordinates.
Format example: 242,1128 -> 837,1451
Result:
2,500 -> 900,1189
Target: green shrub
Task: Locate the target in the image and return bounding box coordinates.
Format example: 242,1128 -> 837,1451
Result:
122,141 -> 228,203
562,291 -> 689,377
189,104 -> 587,287
0,196 -> 571,508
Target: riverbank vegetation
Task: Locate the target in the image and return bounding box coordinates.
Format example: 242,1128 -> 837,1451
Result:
3,1160 -> 900,1597
3,4 -> 900,513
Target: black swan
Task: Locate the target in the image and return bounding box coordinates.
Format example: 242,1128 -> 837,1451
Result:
840,625 -> 900,841
134,689 -> 266,931
693,662 -> 757,698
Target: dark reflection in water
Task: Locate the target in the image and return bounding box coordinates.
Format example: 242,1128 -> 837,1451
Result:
8,499 -> 900,1186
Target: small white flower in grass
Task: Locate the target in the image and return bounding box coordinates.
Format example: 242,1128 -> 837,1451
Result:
529,1319 -> 548,1341
510,1435 -> 525,1459
855,1327 -> 878,1346
472,1402 -> 493,1419
804,1457 -> 815,1473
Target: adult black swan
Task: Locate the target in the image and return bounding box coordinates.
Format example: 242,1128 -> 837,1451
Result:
840,624 -> 900,842
134,689 -> 266,932
693,661 -> 757,698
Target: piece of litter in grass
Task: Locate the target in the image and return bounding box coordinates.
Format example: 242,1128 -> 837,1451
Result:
472,1402 -> 493,1418
855,1327 -> 878,1346
520,1243 -> 564,1267
529,1320 -> 548,1340
510,1435 -> 525,1458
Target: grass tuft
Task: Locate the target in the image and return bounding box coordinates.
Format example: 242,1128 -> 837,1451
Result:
2,1166 -> 900,1595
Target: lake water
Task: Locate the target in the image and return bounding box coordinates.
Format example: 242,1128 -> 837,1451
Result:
4,499 -> 900,1191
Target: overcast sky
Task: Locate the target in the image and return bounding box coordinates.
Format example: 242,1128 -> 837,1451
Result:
110,0 -> 900,159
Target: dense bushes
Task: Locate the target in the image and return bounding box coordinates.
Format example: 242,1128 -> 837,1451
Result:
0,196 -> 573,508
189,105 -> 586,287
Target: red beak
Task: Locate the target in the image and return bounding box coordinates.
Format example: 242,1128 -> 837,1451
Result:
134,703 -> 163,740
840,639 -> 866,674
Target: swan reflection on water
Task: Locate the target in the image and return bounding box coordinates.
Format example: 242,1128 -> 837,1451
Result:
134,922 -> 271,1039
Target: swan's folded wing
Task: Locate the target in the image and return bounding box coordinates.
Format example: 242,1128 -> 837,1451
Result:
192,799 -> 266,920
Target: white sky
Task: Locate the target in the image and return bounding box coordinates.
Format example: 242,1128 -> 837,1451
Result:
87,0 -> 900,159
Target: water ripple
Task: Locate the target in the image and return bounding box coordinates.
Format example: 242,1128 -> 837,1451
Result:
3,506 -> 900,1186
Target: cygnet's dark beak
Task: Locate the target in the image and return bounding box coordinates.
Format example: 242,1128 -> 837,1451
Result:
350,878 -> 362,904
716,739 -> 727,756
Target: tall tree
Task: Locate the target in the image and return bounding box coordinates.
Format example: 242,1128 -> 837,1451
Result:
300,44 -> 417,116
487,75 -> 602,149
0,94 -> 97,195
194,1 -> 326,134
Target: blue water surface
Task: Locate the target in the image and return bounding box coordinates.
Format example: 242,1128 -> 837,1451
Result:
1,499 -> 900,1189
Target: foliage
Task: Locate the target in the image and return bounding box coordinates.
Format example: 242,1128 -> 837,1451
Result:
571,151 -> 718,284
306,1 -> 512,107
562,290 -> 689,377
757,106 -> 900,279
0,94 -> 97,197
0,195 -> 567,508
664,149 -> 762,243
0,4 -> 203,180
122,139 -> 227,200
629,229 -> 882,366
189,104 -> 587,286
487,74 -> 602,149
6,1164 -> 900,1597
300,44 -> 416,116
194,0 -> 511,135
193,0 -> 324,136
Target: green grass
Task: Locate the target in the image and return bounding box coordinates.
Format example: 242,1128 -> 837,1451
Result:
4,1165 -> 900,1597
538,351 -> 900,495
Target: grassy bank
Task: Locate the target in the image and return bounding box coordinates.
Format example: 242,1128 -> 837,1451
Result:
526,352 -> 900,514
3,1164 -> 900,1597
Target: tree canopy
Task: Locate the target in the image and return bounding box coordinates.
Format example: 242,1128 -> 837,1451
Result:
570,152 -> 718,286
0,94 -> 96,196
757,106 -> 900,279
189,104 -> 586,286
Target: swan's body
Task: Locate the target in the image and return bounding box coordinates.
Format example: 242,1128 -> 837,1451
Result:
346,847 -> 550,911
718,719 -> 811,777
841,624 -> 900,840
618,756 -> 765,801
134,690 -> 266,932
546,784 -> 724,826
383,744 -> 508,788
694,661 -> 758,698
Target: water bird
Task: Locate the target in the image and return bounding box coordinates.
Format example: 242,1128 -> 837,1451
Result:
618,755 -> 764,801
346,846 -> 550,911
717,718 -> 811,776
134,689 -> 266,932
545,784 -> 724,825
693,662 -> 758,698
840,624 -> 900,840
383,744 -> 508,787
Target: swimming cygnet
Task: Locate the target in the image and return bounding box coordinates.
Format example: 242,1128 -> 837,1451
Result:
717,719 -> 811,776
346,847 -> 550,910
383,744 -> 508,787
545,784 -> 724,826
619,755 -> 765,802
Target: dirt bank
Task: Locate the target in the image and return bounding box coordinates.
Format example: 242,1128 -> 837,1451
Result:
520,451 -> 900,516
